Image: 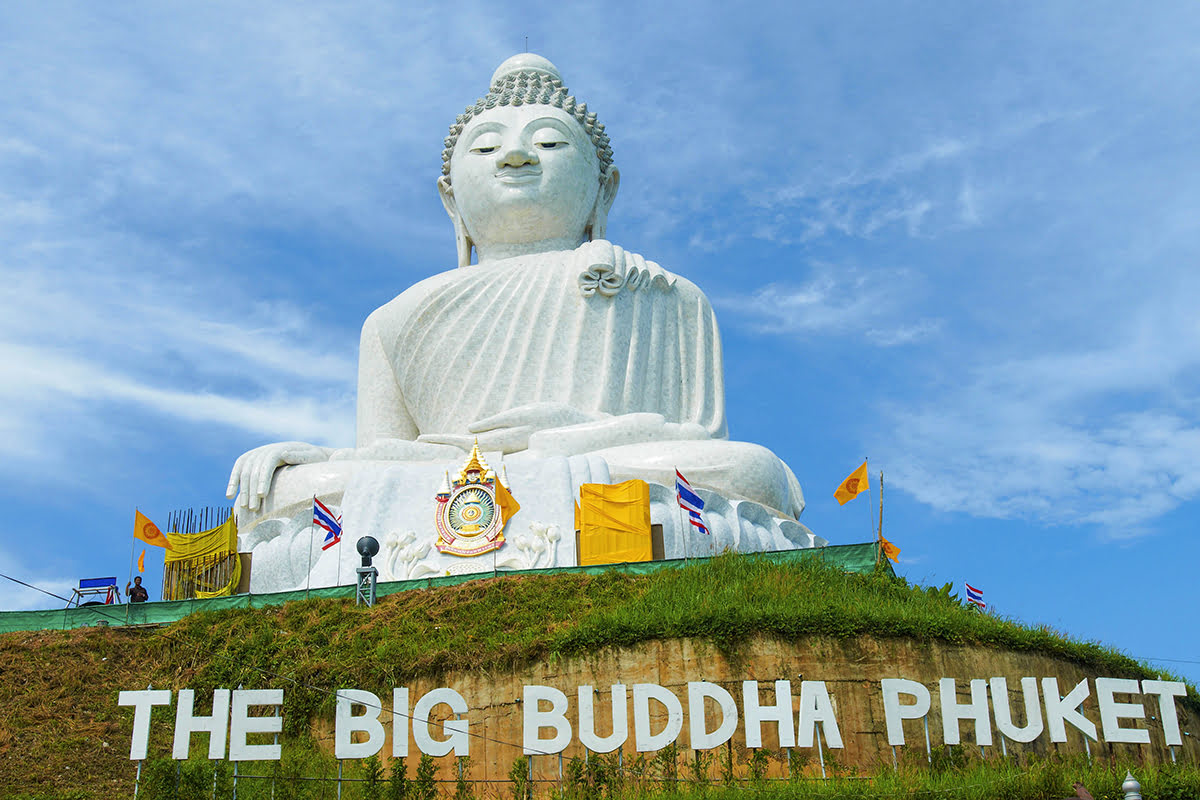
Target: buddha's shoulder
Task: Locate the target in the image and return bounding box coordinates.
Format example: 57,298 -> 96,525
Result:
363,267 -> 463,332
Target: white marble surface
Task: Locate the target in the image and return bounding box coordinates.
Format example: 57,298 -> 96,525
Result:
227,53 -> 819,588
239,454 -> 822,594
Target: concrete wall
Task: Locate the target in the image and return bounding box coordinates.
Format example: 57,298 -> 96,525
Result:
311,635 -> 1198,783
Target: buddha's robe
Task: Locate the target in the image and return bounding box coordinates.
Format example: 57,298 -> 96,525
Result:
360,243 -> 723,441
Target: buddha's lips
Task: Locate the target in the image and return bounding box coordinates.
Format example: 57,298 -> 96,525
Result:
494,168 -> 541,184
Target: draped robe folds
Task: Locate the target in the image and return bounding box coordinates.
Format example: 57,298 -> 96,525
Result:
361,245 -> 728,443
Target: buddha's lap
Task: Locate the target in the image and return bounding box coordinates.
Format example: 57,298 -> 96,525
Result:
237,439 -> 794,529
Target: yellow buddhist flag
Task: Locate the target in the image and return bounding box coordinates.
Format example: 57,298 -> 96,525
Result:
137,549 -> 146,573
880,535 -> 900,563
835,460 -> 870,505
496,480 -> 521,524
134,510 -> 173,549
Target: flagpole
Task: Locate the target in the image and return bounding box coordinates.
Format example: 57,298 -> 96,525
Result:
675,466 -> 689,562
305,496 -> 316,599
876,471 -> 884,567
335,523 -> 342,589
126,508 -> 139,619
864,457 -> 872,544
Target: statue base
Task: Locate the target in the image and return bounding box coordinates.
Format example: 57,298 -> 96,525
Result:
236,455 -> 823,594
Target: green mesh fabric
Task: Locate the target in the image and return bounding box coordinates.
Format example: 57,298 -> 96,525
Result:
0,543 -> 888,634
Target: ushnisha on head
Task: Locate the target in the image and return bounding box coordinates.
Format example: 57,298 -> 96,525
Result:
438,54 -> 621,267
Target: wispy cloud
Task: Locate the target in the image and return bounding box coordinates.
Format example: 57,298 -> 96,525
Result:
715,264 -> 941,346
0,258 -> 356,481
880,299 -> 1200,531
0,548 -> 78,612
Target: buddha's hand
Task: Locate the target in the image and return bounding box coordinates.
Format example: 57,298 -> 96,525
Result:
226,442 -> 333,512
417,403 -> 605,454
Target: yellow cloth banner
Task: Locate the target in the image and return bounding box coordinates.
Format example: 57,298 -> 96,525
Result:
578,480 -> 652,566
835,461 -> 870,505
134,510 -> 173,549
137,549 -> 145,573
162,516 -> 241,599
165,515 -> 238,562
880,535 -> 900,563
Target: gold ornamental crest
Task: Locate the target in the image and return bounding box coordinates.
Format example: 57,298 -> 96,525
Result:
434,442 -> 520,557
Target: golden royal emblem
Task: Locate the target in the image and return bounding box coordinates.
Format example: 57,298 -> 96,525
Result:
434,443 -> 517,557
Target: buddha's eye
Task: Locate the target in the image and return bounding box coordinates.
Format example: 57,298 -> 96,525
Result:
532,128 -> 569,150
468,132 -> 503,155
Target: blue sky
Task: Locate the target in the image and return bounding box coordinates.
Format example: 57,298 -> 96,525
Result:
2,2 -> 1198,685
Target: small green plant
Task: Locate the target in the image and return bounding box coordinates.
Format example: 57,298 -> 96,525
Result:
564,751 -> 620,800
413,753 -> 437,800
454,756 -> 473,800
388,756 -> 410,800
717,741 -> 735,786
651,742 -> 678,788
565,755 -> 588,798
509,756 -> 531,800
929,743 -> 970,775
683,748 -> 712,791
363,755 -> 385,800
747,748 -> 771,785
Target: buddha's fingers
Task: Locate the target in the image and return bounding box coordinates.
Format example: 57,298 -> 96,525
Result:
226,454 -> 247,499
252,448 -> 284,509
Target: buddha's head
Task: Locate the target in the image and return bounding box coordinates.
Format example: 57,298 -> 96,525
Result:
439,54 -> 621,266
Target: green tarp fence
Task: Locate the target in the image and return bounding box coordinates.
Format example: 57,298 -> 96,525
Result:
0,542 -> 889,635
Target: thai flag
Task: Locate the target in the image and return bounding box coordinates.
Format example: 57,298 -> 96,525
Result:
314,498 -> 343,550
965,582 -> 985,610
675,469 -> 709,535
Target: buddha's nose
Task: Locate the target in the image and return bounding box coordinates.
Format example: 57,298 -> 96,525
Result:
496,142 -> 538,168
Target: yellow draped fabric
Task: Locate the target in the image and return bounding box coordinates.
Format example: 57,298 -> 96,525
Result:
578,480 -> 652,566
163,517 -> 241,600
496,480 -> 521,525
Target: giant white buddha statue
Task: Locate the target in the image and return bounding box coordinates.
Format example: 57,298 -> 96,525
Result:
227,55 -> 819,592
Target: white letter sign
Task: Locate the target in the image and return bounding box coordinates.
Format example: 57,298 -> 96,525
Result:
743,680 -> 795,748
412,688 -> 469,757
523,685 -> 572,754
173,689 -> 231,760
632,683 -> 683,752
687,681 -> 738,750
577,685 -> 628,753
229,689 -> 283,761
881,679 -> 930,746
119,689 -> 172,760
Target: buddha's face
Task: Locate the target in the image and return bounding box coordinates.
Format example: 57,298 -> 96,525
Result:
447,104 -> 601,254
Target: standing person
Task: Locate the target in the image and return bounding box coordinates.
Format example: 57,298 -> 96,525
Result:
126,576 -> 149,603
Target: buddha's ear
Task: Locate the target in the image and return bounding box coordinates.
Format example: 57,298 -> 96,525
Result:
587,167 -> 621,242
438,175 -> 474,267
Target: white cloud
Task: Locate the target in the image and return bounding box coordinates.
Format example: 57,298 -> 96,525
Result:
0,258 -> 357,481
715,265 -> 940,346
880,309 -> 1200,531
0,548 -> 79,612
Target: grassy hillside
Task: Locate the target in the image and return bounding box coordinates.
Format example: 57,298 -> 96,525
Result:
0,554 -> 1192,798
